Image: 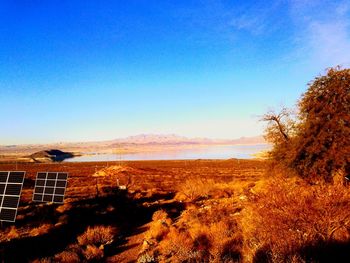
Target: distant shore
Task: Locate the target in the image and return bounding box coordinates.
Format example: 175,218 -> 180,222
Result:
0,143 -> 270,163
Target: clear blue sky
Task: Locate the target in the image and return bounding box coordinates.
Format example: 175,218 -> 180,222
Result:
1,0 -> 349,144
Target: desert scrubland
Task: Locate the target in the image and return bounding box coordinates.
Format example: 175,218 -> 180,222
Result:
0,159 -> 267,262
0,157 -> 349,263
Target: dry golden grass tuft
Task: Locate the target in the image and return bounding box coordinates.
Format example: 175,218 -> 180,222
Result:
82,244 -> 104,261
175,177 -> 217,202
29,224 -> 54,237
5,226 -> 20,240
77,225 -> 116,247
54,250 -> 80,263
55,203 -> 72,214
144,210 -> 172,245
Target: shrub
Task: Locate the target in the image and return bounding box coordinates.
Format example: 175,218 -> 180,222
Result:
294,67 -> 350,179
54,251 -> 80,263
77,225 -> 115,247
145,210 -> 172,243
83,245 -> 104,261
142,202 -> 243,262
242,175 -> 350,262
5,226 -> 19,240
56,203 -> 72,214
158,227 -> 199,262
29,224 -> 53,237
263,67 -> 350,180
137,252 -> 156,263
176,177 -> 216,202
152,210 -> 168,221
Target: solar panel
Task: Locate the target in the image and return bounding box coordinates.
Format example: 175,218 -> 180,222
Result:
33,172 -> 68,204
0,171 -> 25,222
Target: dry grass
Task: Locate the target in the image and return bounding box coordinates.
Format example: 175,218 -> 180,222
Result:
83,245 -> 104,261
5,226 -> 20,240
242,174 -> 350,262
175,177 -> 216,202
0,226 -> 20,243
141,190 -> 244,262
29,224 -> 54,237
0,159 -> 265,262
144,210 -> 172,246
54,251 -> 80,263
3,158 -> 349,262
50,225 -> 116,262
140,168 -> 350,263
77,225 -> 116,247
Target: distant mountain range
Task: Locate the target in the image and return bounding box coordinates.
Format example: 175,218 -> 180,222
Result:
0,134 -> 267,155
108,134 -> 266,145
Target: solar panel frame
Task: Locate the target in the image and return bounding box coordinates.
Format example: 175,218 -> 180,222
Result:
0,171 -> 25,222
32,172 -> 68,204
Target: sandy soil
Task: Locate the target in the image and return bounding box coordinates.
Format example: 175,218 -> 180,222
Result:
0,159 -> 266,262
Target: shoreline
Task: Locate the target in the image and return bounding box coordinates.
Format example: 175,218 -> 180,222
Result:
0,143 -> 270,162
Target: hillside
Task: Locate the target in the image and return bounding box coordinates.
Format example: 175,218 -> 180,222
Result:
29,149 -> 76,162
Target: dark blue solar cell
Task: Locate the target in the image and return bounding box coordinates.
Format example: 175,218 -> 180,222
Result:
36,180 -> 45,186
44,187 -> 54,194
0,184 -> 5,195
56,180 -> 67,187
33,194 -> 43,202
8,172 -> 25,183
43,194 -> 53,202
2,196 -> 20,208
0,208 -> 17,222
46,180 -> 56,187
47,173 -> 57,180
5,184 -> 22,195
57,173 -> 68,180
0,172 -> 8,182
37,172 -> 47,179
53,195 -> 64,203
35,186 -> 44,194
54,188 -> 65,195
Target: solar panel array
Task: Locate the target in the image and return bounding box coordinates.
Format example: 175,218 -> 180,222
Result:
0,171 -> 25,222
33,172 -> 68,203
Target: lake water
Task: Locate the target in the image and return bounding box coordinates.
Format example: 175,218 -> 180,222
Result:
65,144 -> 270,162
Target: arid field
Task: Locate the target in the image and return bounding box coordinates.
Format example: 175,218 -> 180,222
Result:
1,157 -> 350,263
0,159 -> 267,262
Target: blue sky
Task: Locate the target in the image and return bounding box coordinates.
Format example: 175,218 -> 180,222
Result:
1,0 -> 350,144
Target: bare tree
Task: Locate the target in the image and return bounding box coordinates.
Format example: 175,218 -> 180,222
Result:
261,107 -> 296,145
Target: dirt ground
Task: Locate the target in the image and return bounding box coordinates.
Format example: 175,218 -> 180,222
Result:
0,159 -> 266,262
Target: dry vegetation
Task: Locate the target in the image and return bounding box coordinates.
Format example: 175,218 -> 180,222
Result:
138,172 -> 350,262
0,160 -> 349,262
0,159 -> 266,262
242,174 -> 350,262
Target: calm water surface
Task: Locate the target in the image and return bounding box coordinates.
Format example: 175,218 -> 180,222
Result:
65,144 -> 270,162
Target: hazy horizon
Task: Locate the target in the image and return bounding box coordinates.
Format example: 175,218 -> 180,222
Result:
1,1 -> 349,144
0,133 -> 265,146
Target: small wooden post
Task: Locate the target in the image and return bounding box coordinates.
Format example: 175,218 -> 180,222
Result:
95,177 -> 99,198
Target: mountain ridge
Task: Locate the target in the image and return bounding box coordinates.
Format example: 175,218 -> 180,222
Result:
1,134 -> 266,147
0,134 -> 267,155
